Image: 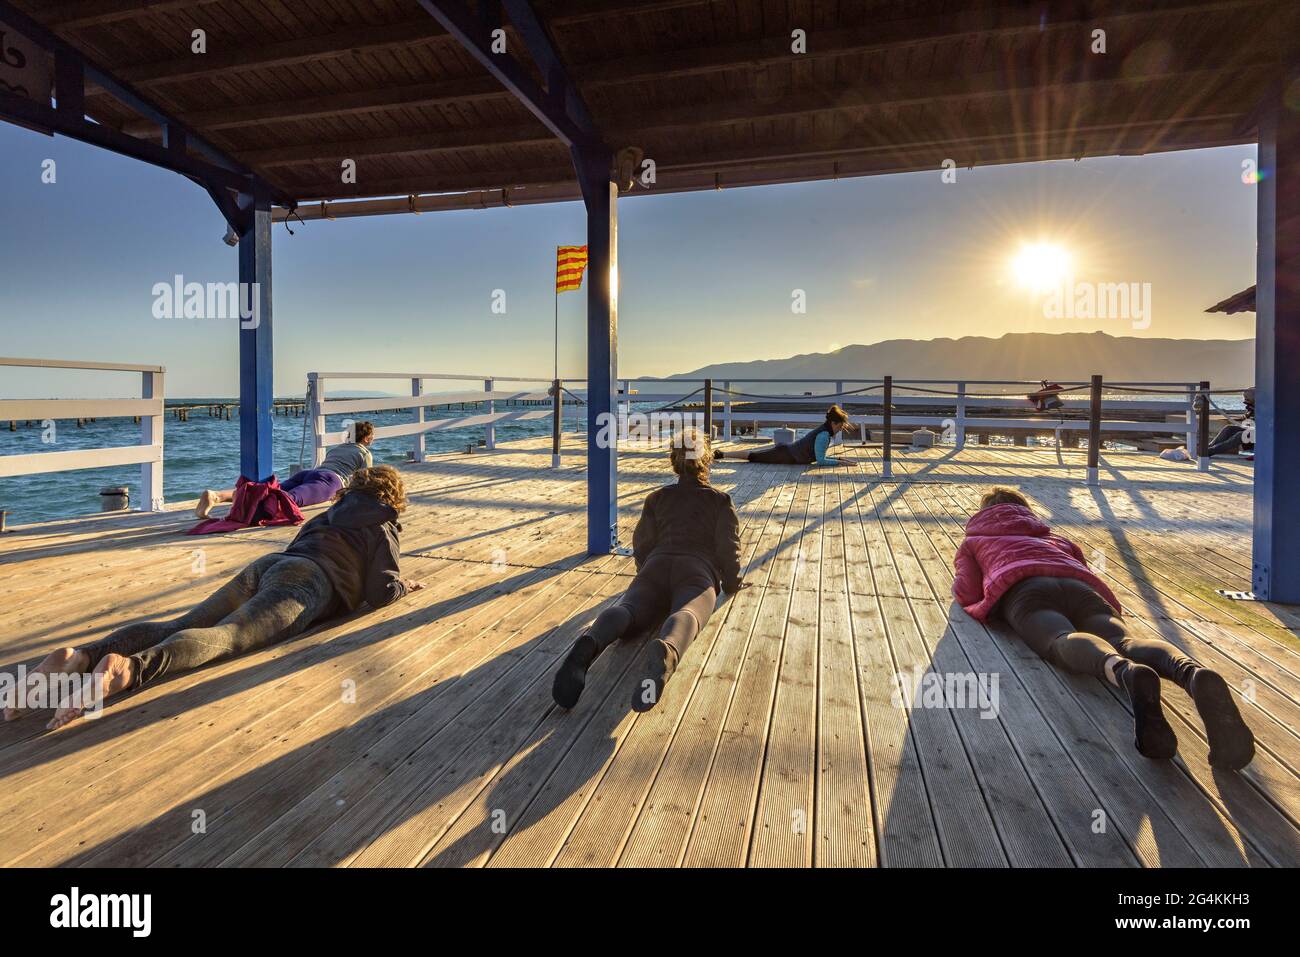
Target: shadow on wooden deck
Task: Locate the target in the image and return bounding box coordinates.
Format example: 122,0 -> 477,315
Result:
0,437 -> 1294,867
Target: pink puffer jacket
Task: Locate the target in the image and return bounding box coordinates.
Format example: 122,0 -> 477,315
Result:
951,503 -> 1121,621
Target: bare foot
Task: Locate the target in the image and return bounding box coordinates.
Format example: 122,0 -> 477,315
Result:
47,653 -> 137,730
3,647 -> 89,721
195,489 -> 219,519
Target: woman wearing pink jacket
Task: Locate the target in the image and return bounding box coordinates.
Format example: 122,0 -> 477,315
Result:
953,487 -> 1254,770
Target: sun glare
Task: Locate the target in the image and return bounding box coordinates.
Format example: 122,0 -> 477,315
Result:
1011,242 -> 1071,292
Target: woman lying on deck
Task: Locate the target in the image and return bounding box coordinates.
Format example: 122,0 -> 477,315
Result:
6,465 -> 423,730
553,428 -> 747,713
718,404 -> 852,466
195,420 -> 376,518
953,487 -> 1255,770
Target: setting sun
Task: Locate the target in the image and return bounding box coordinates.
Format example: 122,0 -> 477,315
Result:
1011,242 -> 1072,292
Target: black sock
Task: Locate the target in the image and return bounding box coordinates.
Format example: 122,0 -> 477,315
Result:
1191,669 -> 1255,770
552,635 -> 598,709
1115,660 -> 1178,760
631,639 -> 679,713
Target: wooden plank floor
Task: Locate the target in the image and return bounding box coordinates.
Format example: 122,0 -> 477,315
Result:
0,435 -> 1296,867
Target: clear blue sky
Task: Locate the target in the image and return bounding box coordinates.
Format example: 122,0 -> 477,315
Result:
1,120 -> 1258,398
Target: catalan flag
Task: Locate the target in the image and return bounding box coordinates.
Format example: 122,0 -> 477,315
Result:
556,245 -> 589,293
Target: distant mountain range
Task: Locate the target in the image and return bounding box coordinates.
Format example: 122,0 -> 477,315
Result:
670,332 -> 1253,390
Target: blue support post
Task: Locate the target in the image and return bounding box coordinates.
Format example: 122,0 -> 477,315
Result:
576,148 -> 618,555
238,183 -> 275,481
1252,76 -> 1300,602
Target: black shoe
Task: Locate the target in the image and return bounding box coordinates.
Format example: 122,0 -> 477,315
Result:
1191,669 -> 1255,770
1117,661 -> 1178,760
631,639 -> 679,713
553,635 -> 598,709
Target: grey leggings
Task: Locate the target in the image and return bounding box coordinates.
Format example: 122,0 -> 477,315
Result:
1000,576 -> 1200,689
81,554 -> 338,688
587,553 -> 718,658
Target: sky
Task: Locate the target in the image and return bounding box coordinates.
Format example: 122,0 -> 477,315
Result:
1,120 -> 1259,399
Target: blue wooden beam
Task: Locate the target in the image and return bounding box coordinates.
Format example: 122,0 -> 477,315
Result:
575,147 -> 619,554
0,88 -> 249,192
1252,72 -> 1300,602
0,1 -> 252,177
0,0 -> 293,227
498,0 -> 599,137
413,0 -> 600,148
237,183 -> 276,482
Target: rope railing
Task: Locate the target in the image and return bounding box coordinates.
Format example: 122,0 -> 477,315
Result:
303,372 -> 1243,486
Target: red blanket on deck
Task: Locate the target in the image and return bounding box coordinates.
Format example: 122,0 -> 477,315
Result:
188,475 -> 304,535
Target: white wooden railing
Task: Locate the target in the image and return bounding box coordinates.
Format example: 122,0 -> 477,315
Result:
0,357 -> 165,510
307,372 -> 584,464
308,372 -> 1219,466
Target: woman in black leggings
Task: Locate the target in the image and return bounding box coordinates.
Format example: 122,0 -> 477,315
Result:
953,487 -> 1255,770
733,404 -> 852,465
6,466 -> 422,730
553,428 -> 746,713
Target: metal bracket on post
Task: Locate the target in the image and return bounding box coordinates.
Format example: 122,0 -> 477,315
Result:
882,375 -> 893,480
1087,374 -> 1102,486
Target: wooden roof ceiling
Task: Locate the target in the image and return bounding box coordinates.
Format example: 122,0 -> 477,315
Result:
15,0 -> 1299,207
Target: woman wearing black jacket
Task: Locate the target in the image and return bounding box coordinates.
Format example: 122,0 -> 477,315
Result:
553,428 -> 746,713
12,466 -> 421,730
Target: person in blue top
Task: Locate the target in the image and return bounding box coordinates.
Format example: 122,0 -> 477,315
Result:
724,405 -> 852,465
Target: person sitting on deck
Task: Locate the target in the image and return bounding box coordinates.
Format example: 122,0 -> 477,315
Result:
5,466 -> 423,730
952,486 -> 1255,770
195,420 -> 376,518
553,428 -> 747,713
1207,387 -> 1255,456
719,404 -> 852,466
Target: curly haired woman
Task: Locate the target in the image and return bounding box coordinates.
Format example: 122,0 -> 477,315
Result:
7,465 -> 423,729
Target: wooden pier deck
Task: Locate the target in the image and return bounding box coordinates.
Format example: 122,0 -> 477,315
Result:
0,435 -> 1296,868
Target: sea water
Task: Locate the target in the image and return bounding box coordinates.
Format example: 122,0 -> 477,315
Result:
0,400 -> 584,527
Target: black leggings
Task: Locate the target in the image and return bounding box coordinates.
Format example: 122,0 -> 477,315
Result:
81,553 -> 338,687
1000,576 -> 1200,689
1207,424 -> 1249,456
747,444 -> 807,465
587,554 -> 718,658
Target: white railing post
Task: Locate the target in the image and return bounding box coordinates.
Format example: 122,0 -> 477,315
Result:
955,381 -> 967,449
412,377 -> 425,463
723,380 -> 732,441
140,369 -> 164,511
1185,383 -> 1197,458
309,373 -> 326,467
484,377 -> 496,450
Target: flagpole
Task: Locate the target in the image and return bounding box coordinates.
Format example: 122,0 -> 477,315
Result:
554,245 -> 560,384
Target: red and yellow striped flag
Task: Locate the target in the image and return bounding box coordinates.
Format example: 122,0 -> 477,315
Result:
556,245 -> 588,293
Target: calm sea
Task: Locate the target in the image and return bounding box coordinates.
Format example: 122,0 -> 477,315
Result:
0,399 -> 584,527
